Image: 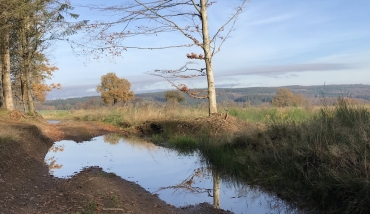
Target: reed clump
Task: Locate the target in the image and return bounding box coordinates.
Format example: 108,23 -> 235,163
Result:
193,99 -> 370,213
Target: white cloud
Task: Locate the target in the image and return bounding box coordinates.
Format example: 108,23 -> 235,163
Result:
247,13 -> 297,26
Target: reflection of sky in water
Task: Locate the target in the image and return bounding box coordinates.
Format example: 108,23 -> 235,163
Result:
44,135 -> 299,214
46,120 -> 61,124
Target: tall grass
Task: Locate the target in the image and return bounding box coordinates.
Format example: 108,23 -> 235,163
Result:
228,106 -> 314,123
38,110 -> 70,119
41,104 -> 316,127
40,104 -> 208,126
194,100 -> 370,213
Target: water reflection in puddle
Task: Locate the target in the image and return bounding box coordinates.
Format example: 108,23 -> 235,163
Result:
46,120 -> 61,124
45,135 -> 299,214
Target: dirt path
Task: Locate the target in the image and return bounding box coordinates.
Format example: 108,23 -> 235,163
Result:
0,116 -> 228,213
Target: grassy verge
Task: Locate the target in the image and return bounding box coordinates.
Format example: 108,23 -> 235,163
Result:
39,104 -> 316,129
161,100 -> 370,213
39,104 -> 208,127
38,110 -> 70,119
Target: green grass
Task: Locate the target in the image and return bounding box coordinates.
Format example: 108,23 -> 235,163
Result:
38,110 -> 70,119
83,201 -> 97,214
38,104 -> 209,127
0,109 -> 9,117
112,195 -> 119,203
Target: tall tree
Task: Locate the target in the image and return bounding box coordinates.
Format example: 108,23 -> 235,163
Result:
96,72 -> 134,105
76,0 -> 248,115
0,0 -> 85,113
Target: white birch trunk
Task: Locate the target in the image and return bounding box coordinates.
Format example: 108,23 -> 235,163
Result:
200,0 -> 218,115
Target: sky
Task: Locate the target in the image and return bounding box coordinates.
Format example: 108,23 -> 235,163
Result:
46,0 -> 370,99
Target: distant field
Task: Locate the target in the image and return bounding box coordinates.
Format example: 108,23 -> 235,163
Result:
38,110 -> 70,119
38,105 -> 319,125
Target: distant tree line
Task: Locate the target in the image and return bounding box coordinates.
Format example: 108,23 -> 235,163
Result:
37,85 -> 370,110
234,95 -> 274,104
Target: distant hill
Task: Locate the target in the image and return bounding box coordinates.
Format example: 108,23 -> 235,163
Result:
135,84 -> 370,105
39,84 -> 370,110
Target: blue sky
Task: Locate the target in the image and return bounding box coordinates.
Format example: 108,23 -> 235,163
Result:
47,0 -> 370,99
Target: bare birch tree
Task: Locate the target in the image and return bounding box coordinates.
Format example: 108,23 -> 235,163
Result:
75,0 -> 249,115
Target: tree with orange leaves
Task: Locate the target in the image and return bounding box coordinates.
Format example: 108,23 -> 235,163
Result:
31,56 -> 61,102
96,72 -> 134,106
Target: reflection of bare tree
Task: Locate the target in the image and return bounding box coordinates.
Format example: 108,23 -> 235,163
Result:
156,167 -> 222,209
103,134 -> 122,145
156,167 -> 213,194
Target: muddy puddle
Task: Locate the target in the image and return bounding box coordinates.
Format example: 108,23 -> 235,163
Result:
45,134 -> 300,214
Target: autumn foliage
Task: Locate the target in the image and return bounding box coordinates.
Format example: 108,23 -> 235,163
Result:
272,88 -> 307,107
186,52 -> 203,60
96,72 -> 134,105
31,57 -> 61,102
164,91 -> 185,103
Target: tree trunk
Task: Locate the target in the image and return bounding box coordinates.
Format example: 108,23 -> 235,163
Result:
0,58 -> 4,108
23,15 -> 35,115
200,0 -> 217,115
24,65 -> 34,114
18,36 -> 27,112
21,75 -> 28,112
1,28 -> 15,111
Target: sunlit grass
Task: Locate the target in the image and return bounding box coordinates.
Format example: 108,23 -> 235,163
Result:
39,104 -> 208,126
39,103 -> 320,127
197,101 -> 370,213
228,106 -> 316,123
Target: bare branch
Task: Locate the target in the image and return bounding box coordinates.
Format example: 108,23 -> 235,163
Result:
190,0 -> 201,13
134,0 -> 203,48
146,62 -> 208,99
212,13 -> 238,56
210,0 -> 249,45
170,82 -> 208,99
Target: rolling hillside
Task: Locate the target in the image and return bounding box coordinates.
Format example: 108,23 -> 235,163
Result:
40,84 -> 370,110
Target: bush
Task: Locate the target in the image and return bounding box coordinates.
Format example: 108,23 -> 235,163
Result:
272,88 -> 308,107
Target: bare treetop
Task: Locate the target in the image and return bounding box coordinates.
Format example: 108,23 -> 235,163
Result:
74,0 -> 249,115
76,0 -> 247,54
